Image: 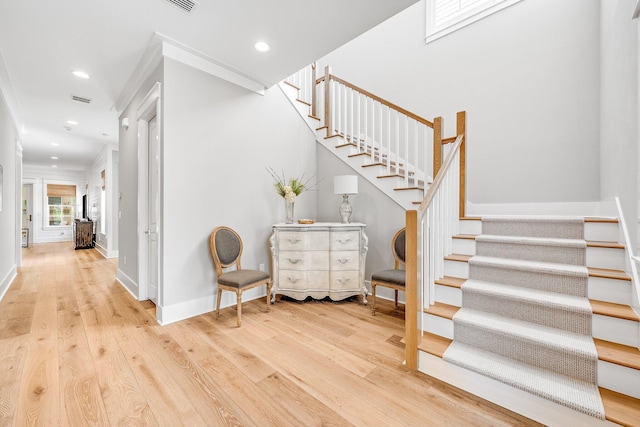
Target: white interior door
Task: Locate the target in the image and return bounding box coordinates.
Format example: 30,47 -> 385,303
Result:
22,184 -> 33,245
148,116 -> 160,305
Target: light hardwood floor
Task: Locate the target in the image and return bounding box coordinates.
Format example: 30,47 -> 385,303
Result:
0,242 -> 541,426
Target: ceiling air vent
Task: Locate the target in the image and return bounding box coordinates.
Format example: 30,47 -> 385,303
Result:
164,0 -> 197,14
70,94 -> 92,104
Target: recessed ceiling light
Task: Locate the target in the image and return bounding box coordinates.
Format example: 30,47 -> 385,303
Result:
254,41 -> 270,53
72,70 -> 90,79
102,133 -> 109,137
51,165 -> 58,168
51,156 -> 58,160
50,142 -> 59,146
66,120 -> 78,125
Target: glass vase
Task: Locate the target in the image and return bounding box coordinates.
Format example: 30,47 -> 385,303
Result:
285,199 -> 295,224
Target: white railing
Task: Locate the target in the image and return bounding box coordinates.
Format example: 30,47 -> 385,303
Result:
320,72 -> 434,190
418,135 -> 463,307
283,64 -> 315,110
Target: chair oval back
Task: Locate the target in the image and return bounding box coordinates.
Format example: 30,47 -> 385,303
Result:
392,228 -> 406,266
210,226 -> 243,274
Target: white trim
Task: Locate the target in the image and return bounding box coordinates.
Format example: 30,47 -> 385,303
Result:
417,352 -> 617,426
116,268 -> 140,300
425,0 -> 523,44
0,264 -> 17,302
136,82 -> 162,305
466,200 -> 617,217
114,33 -> 265,112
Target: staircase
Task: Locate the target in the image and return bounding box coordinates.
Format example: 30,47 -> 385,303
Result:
280,65 -> 640,426
421,215 -> 640,426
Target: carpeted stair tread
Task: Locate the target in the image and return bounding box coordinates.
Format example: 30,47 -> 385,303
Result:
470,255 -> 588,276
476,234 -> 586,247
462,280 -> 592,334
481,216 -> 584,239
475,235 -> 586,265
443,341 -> 605,419
453,308 -> 597,359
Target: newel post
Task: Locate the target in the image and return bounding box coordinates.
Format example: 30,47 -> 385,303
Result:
405,209 -> 418,370
324,66 -> 332,137
311,63 -> 317,119
457,111 -> 466,218
433,116 -> 443,177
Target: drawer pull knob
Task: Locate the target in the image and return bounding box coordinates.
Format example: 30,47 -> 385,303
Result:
337,277 -> 351,284
287,238 -> 302,243
337,257 -> 350,263
287,258 -> 302,264
287,276 -> 298,283
337,238 -> 351,244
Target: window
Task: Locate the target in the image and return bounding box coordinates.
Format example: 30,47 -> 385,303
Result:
46,184 -> 76,226
426,0 -> 523,43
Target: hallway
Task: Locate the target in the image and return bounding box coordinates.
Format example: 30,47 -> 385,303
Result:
0,243 -> 539,426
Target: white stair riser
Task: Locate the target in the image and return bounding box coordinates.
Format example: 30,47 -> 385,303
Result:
435,284 -> 462,307
423,313 -> 454,339
588,277 -> 632,306
592,314 -> 639,348
452,238 -> 475,256
585,222 -> 619,242
444,259 -> 469,279
586,247 -> 625,271
598,361 -> 640,399
459,220 -> 481,235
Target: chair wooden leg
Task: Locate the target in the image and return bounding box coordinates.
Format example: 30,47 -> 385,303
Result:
266,282 -> 271,312
216,288 -> 222,318
236,291 -> 242,327
371,283 -> 377,315
394,290 -> 399,308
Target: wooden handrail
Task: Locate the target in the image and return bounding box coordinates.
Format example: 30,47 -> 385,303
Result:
322,74 -> 434,129
418,135 -> 464,216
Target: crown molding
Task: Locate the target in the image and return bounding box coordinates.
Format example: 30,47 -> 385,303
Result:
0,48 -> 22,134
114,33 -> 266,113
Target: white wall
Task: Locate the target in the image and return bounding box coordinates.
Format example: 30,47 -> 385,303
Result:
0,90 -> 18,299
318,0 -> 601,206
22,165 -> 86,243
88,144 -> 119,257
600,0 -> 639,252
316,145 -> 406,288
125,58 -> 318,322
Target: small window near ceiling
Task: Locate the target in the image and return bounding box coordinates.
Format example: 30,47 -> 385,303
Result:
426,0 -> 523,43
46,184 -> 76,226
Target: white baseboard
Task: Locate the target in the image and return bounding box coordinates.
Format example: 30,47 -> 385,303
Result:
466,200 -> 617,217
158,286 -> 268,326
116,268 -> 139,299
418,351 -> 616,427
94,243 -> 119,259
0,264 -> 17,302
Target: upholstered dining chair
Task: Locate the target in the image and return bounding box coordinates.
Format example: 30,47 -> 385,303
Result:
209,226 -> 271,327
370,228 -> 406,315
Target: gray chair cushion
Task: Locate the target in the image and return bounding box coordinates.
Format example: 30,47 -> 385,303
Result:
215,229 -> 241,265
371,269 -> 405,286
218,270 -> 270,288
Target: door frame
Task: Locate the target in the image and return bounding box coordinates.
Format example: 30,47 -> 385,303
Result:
136,82 -> 162,310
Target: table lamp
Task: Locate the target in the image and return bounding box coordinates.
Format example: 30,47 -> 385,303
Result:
333,175 -> 358,223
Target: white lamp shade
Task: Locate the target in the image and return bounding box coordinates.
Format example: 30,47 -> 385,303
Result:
334,175 -> 358,195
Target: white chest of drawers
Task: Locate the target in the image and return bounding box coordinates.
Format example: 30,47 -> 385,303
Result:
270,223 -> 368,303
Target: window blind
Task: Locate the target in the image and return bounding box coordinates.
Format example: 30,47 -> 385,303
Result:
47,184 -> 76,198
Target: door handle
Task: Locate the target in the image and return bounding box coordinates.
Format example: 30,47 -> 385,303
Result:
29,215 -> 32,222
144,230 -> 151,235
